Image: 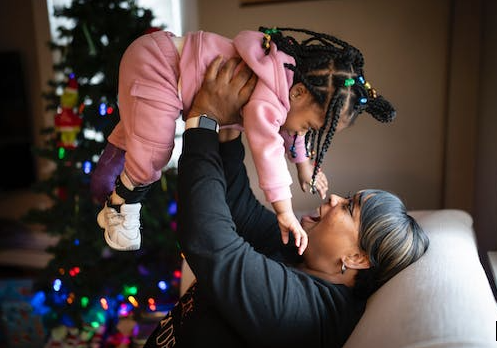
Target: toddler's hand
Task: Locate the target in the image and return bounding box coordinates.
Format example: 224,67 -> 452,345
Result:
297,160 -> 329,200
277,211 -> 308,255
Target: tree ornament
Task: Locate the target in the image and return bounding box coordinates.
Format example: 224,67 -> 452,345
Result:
60,74 -> 78,108
54,74 -> 82,149
54,108 -> 82,149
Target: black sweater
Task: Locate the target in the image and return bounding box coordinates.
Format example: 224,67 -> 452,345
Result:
144,129 -> 366,348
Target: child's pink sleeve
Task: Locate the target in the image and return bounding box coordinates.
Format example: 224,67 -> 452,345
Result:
280,131 -> 308,164
242,99 -> 293,203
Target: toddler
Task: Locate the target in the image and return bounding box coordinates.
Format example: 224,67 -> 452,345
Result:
91,27 -> 395,253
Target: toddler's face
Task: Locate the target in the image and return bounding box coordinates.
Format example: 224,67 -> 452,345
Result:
283,95 -> 325,135
283,83 -> 357,136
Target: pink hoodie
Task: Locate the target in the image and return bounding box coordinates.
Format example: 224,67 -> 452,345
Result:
109,30 -> 308,203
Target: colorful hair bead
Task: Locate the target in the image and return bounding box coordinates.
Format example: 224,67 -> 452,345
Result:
262,34 -> 271,54
261,28 -> 279,54
262,34 -> 271,48
264,27 -> 279,35
363,80 -> 378,99
344,78 -> 355,87
357,76 -> 365,84
290,134 -> 298,158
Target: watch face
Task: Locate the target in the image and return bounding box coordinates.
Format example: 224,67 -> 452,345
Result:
199,116 -> 218,130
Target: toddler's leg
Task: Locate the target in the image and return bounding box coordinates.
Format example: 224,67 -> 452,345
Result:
97,31 -> 181,251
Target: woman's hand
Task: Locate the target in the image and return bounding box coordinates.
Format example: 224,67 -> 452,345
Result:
187,55 -> 257,127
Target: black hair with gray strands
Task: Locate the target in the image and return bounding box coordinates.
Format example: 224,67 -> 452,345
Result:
352,189 -> 430,298
259,27 -> 396,190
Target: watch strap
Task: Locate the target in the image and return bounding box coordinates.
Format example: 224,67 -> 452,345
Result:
185,114 -> 219,133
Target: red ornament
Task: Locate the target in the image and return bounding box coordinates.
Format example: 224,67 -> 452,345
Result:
54,108 -> 82,149
54,74 -> 82,149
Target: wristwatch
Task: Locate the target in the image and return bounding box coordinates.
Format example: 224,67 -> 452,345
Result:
185,114 -> 219,133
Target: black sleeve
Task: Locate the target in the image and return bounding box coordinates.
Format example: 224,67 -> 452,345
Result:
218,135 -> 300,259
177,129 -> 339,347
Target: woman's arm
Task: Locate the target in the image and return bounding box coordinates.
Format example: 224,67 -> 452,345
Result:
219,135 -> 299,258
178,129 -> 320,347
177,58 -> 321,347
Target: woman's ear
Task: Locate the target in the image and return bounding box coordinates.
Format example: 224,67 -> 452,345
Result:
343,253 -> 371,270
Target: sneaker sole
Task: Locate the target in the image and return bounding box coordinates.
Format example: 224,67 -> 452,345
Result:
97,209 -> 141,251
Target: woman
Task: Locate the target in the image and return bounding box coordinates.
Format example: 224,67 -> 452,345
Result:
144,57 -> 429,348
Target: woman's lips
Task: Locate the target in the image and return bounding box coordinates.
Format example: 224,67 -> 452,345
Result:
301,209 -> 320,223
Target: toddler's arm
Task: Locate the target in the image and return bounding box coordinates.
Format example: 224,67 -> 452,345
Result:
271,199 -> 307,255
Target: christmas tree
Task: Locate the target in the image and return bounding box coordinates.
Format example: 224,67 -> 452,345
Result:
22,1 -> 182,345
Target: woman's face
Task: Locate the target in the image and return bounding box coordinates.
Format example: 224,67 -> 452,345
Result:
300,193 -> 362,271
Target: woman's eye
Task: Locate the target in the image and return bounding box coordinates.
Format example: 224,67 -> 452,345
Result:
347,200 -> 353,215
343,193 -> 353,215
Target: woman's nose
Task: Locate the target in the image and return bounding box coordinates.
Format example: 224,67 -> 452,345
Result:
329,194 -> 345,207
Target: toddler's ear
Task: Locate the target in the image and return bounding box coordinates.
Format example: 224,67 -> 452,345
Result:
289,82 -> 308,100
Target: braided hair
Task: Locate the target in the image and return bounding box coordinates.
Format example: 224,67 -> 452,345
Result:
259,27 -> 396,193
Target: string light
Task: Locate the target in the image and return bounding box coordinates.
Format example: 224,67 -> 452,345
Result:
100,298 -> 109,310
30,291 -> 50,315
173,270 -> 181,279
123,285 -> 138,296
128,296 -> 139,307
99,101 -> 107,116
157,280 -> 168,291
58,147 -> 65,160
148,298 -> 156,311
83,160 -> 92,174
81,296 -> 89,308
69,267 -> 80,277
67,292 -> 75,305
118,303 -> 133,317
53,279 -> 62,292
167,200 -> 177,215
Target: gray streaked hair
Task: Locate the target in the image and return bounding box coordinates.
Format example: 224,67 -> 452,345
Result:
353,189 -> 429,298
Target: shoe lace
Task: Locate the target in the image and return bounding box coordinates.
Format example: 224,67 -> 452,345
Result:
106,207 -> 140,230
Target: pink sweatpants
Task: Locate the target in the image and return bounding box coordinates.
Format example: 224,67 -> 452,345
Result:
108,31 -> 183,186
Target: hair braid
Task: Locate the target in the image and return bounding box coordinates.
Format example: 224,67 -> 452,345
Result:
259,26 -> 396,192
311,94 -> 342,186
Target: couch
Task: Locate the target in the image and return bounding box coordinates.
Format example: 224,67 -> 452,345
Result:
344,209 -> 497,348
180,209 -> 497,347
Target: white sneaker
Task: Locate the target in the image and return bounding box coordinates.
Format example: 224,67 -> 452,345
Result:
97,201 -> 142,251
